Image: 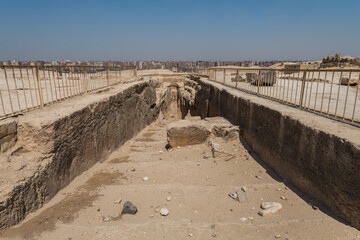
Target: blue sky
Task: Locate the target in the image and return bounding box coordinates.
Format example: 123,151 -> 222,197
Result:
0,0 -> 359,61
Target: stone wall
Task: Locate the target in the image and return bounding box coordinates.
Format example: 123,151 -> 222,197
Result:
0,120 -> 17,153
0,80 -> 165,229
195,78 -> 360,229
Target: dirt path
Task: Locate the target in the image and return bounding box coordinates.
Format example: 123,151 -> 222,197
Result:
1,118 -> 359,240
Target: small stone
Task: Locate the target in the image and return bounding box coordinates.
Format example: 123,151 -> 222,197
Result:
160,208 -> 169,216
241,186 -> 247,192
211,224 -> 215,229
248,216 -> 254,220
276,188 -> 281,191
149,214 -> 154,218
240,217 -> 247,222
312,205 -> 319,210
103,217 -> 110,222
131,167 -> 136,172
258,202 -> 282,216
203,153 -> 211,159
228,192 -> 237,199
121,201 -> 138,215
97,208 -> 100,212
114,197 -> 122,204
197,162 -> 200,166
166,196 -> 172,201
188,233 -> 193,237
212,233 -> 217,237
280,196 -> 286,200
236,190 -> 248,203
275,235 -> 281,238
143,176 -> 149,181
154,206 -> 161,213
255,175 -> 262,179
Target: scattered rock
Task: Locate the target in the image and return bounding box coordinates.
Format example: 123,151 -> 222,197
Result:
143,176 -> 149,181
208,138 -> 235,161
255,175 -> 262,179
97,208 -> 100,212
228,192 -> 238,200
131,167 -> 136,172
203,153 -> 211,159
188,233 -> 193,237
240,217 -> 247,222
121,201 -> 138,215
241,186 -> 247,192
211,224 -> 215,229
275,234 -> 281,238
160,208 -> 169,216
197,162 -> 200,166
312,205 -> 319,210
154,206 -> 161,213
236,190 -> 248,203
258,202 -> 282,216
276,188 -> 281,191
102,217 -> 110,222
212,233 -> 217,237
166,196 -> 172,201
114,197 -> 122,204
280,196 -> 286,200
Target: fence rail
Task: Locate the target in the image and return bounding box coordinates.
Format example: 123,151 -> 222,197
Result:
0,65 -> 137,119
206,67 -> 360,126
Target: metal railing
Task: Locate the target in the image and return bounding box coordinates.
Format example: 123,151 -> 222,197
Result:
207,67 -> 360,126
0,65 -> 137,119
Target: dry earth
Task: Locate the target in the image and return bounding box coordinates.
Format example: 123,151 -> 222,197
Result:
0,117 -> 359,240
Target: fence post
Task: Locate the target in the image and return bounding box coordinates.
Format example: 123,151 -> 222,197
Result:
223,69 -> 226,83
235,69 -> 239,88
299,71 -> 307,108
106,66 -> 110,86
35,66 -> 44,107
84,70 -> 88,93
257,69 -> 261,94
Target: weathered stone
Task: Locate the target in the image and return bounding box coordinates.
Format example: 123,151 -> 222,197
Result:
236,190 -> 248,203
121,201 -> 138,215
229,192 -> 237,199
160,208 -> 169,216
258,202 -> 282,216
167,120 -> 211,148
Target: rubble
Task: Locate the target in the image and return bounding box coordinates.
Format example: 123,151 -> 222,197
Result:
121,201 -> 138,215
258,202 -> 282,216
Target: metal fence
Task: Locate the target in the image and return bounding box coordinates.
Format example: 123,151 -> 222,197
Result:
0,65 -> 137,119
207,67 -> 360,126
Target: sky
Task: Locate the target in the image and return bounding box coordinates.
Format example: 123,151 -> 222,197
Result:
0,0 -> 359,61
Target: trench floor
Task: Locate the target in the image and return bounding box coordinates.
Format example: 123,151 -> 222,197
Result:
0,118 -> 359,240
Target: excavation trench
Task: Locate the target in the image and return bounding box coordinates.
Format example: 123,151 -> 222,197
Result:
0,75 -> 359,234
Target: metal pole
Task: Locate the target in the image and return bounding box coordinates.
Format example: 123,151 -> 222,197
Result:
35,66 -> 44,107
299,71 -> 307,108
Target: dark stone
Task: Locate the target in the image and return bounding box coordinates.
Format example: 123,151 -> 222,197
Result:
121,201 -> 138,215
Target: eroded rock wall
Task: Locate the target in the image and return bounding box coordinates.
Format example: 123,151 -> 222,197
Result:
193,78 -> 360,229
0,80 -> 164,229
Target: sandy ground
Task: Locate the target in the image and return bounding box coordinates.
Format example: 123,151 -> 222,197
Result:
213,70 -> 360,123
0,118 -> 359,240
0,69 -> 135,116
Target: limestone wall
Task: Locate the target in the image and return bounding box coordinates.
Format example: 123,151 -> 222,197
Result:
0,80 -> 164,229
196,78 -> 360,229
0,120 -> 17,153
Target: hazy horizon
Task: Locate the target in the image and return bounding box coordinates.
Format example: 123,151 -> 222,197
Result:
1,0 -> 359,61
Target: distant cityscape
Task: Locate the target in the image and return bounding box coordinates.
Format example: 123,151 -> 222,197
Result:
0,60 -> 293,72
